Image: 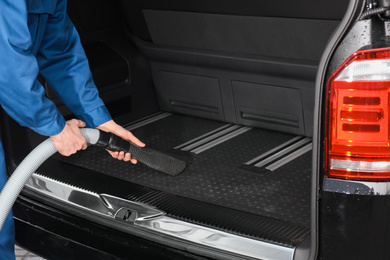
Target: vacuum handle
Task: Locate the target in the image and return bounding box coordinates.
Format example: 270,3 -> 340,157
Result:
95,130 -> 145,159
96,130 -> 133,153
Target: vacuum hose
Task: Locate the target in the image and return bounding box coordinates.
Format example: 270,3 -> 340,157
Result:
0,128 -> 101,230
0,127 -> 186,230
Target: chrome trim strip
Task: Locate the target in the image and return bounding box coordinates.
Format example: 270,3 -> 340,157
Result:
174,124 -> 233,150
25,173 -> 295,260
245,136 -> 303,165
26,174 -> 164,220
137,217 -> 294,260
254,138 -> 311,168
323,176 -> 390,195
100,194 -> 163,221
26,174 -> 108,212
266,143 -> 312,171
181,125 -> 241,151
126,112 -> 172,131
191,126 -> 252,154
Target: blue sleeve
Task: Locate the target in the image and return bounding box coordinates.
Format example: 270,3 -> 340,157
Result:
0,0 -> 65,136
36,0 -> 112,128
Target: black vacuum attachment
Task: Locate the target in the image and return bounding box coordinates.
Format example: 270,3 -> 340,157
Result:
95,130 -> 186,176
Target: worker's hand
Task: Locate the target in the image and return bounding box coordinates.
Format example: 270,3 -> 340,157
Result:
51,119 -> 88,156
96,120 -> 145,164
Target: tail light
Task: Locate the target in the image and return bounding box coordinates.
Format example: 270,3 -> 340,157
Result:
326,47 -> 390,181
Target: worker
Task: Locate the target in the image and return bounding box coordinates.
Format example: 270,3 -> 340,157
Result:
0,0 -> 145,259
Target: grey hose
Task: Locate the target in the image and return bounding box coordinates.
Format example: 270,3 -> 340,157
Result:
0,128 -> 100,230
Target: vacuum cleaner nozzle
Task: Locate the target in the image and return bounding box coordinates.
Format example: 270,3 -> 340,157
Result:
96,131 -> 186,176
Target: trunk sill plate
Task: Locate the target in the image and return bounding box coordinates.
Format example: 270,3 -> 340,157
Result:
26,173 -> 295,260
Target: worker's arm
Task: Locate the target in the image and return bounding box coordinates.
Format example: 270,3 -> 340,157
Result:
0,1 -> 98,158
36,0 -> 144,161
0,0 -> 65,137
36,0 -> 111,129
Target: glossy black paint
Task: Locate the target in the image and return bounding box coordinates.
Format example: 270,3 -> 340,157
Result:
319,191 -> 390,260
13,196 -> 210,260
326,16 -> 387,76
318,5 -> 390,259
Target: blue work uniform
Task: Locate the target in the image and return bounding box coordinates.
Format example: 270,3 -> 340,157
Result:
0,0 -> 112,258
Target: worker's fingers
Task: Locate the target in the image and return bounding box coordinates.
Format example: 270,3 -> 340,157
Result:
51,119 -> 88,156
96,120 -> 145,163
107,150 -> 117,158
117,151 -> 125,160
66,119 -> 88,150
97,120 -> 145,146
106,150 -> 138,164
67,118 -> 86,128
108,122 -> 145,147
76,119 -> 86,128
125,131 -> 145,147
123,152 -> 131,162
81,142 -> 88,150
130,157 -> 138,164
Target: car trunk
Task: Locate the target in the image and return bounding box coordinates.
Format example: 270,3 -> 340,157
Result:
2,0 -> 351,259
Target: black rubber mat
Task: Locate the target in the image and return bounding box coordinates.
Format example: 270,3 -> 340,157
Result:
57,114 -> 312,227
126,113 -> 228,151
36,159 -> 309,247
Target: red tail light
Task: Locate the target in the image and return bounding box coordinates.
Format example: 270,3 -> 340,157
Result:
326,47 -> 390,181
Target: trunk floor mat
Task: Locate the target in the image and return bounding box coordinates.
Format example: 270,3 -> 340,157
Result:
56,113 -> 312,227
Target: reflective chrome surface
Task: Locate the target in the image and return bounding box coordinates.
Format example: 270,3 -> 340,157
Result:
125,112 -> 172,131
245,136 -> 302,165
26,173 -> 295,260
254,138 -> 311,168
175,125 -> 252,154
266,142 -> 312,171
26,174 -> 164,220
137,217 -> 294,260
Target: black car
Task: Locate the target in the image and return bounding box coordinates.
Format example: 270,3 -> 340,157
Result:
3,0 -> 390,259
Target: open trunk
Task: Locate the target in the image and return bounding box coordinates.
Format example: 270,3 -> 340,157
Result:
39,112 -> 312,243
18,110 -> 313,259
3,0 -> 352,259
